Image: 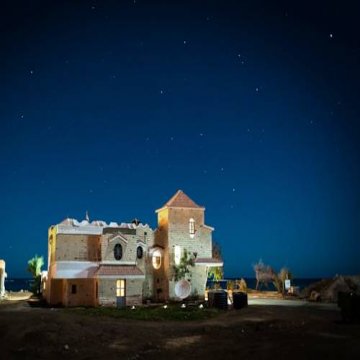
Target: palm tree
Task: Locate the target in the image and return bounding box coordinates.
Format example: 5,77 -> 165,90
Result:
27,255 -> 44,294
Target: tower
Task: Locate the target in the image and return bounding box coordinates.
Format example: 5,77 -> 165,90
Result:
154,190 -> 222,300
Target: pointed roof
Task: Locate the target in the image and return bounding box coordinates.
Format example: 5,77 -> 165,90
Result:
156,190 -> 205,212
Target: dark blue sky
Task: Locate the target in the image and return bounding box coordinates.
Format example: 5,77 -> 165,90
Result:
1,0 -> 359,278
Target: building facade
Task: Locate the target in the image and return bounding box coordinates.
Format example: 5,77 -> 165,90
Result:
0,260 -> 6,298
45,190 -> 222,306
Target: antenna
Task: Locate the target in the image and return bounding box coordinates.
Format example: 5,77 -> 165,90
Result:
85,210 -> 90,222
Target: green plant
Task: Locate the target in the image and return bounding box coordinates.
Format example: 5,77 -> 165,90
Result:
173,249 -> 195,281
27,255 -> 44,294
207,266 -> 223,281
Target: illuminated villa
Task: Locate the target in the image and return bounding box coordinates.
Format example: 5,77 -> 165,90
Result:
44,190 -> 223,307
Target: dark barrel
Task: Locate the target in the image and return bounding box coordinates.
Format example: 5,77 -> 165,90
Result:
233,291 -> 248,309
208,290 -> 228,310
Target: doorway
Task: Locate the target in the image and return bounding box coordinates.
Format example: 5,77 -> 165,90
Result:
116,279 -> 126,308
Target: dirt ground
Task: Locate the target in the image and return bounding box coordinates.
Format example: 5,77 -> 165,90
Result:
1,298 -> 360,360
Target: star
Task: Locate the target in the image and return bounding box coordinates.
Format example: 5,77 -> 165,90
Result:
255,87 -> 259,92
160,90 -> 164,95
199,133 -> 204,137
170,137 -> 174,141
29,70 -> 34,75
183,40 -> 187,45
232,188 -> 236,192
329,33 -> 333,39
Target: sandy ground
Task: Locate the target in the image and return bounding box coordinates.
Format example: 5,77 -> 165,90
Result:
1,296 -> 360,360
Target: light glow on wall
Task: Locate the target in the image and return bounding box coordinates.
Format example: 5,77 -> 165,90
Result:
174,245 -> 181,265
152,250 -> 162,269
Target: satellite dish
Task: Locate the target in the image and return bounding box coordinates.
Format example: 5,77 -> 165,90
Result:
175,279 -> 191,299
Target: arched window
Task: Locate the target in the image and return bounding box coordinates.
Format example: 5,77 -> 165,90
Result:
114,244 -> 123,260
152,249 -> 162,269
137,246 -> 143,259
189,218 -> 195,238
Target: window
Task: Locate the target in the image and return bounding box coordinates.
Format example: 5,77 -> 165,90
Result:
189,218 -> 195,238
71,284 -> 77,294
137,246 -> 143,259
152,249 -> 162,269
174,245 -> 181,265
116,279 -> 125,297
114,244 -> 123,260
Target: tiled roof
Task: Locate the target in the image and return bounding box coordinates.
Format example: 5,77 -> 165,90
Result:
96,265 -> 144,277
161,190 -> 204,209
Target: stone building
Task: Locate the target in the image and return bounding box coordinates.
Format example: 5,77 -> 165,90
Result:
45,190 -> 222,306
0,260 -> 6,298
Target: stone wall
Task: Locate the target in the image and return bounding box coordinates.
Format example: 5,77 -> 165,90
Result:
63,279 -> 97,307
98,278 -> 143,306
98,278 -> 116,306
55,234 -> 101,261
155,207 -> 213,300
48,279 -> 65,305
126,279 -> 143,306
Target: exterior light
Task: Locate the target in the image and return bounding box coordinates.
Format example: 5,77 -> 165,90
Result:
181,303 -> 186,308
131,306 -> 136,310
199,304 -> 204,309
163,304 -> 168,309
152,249 -> 162,269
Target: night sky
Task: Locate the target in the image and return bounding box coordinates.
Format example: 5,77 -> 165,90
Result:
1,1 -> 359,278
